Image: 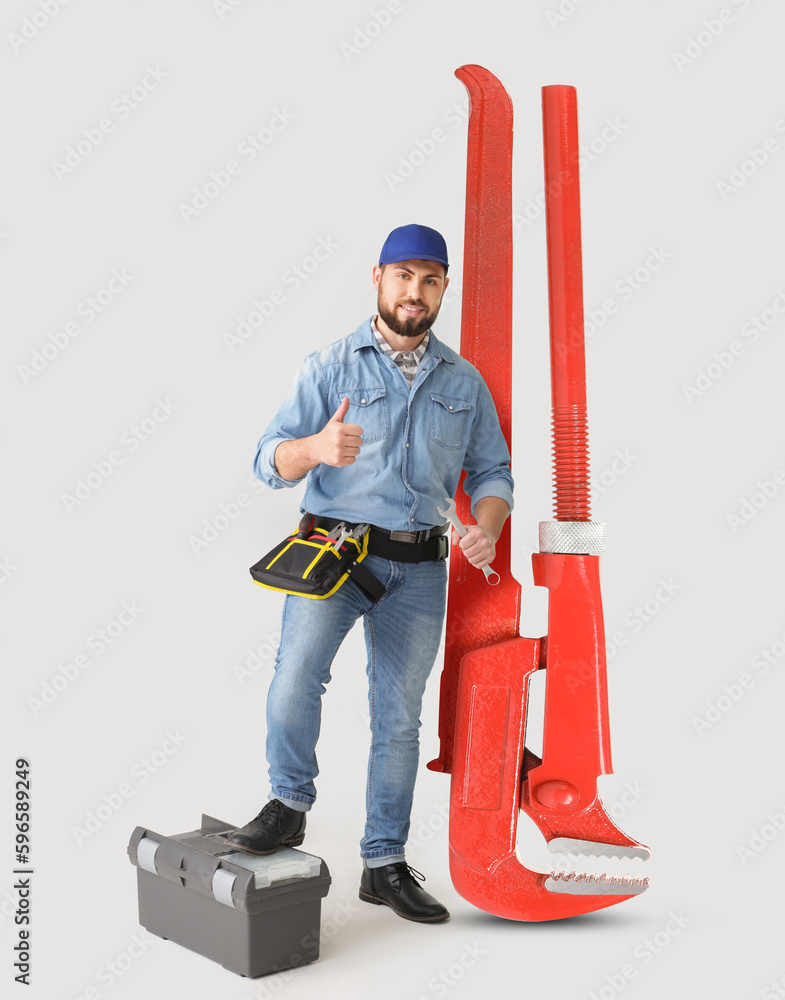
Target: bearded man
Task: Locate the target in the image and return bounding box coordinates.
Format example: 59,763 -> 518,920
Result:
226,224 -> 513,924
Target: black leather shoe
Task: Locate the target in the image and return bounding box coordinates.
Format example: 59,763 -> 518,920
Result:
223,800 -> 306,855
359,862 -> 450,922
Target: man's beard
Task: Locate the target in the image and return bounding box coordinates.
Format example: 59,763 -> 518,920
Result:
377,296 -> 438,338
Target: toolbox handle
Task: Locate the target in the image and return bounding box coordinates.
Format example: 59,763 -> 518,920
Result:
136,836 -> 161,874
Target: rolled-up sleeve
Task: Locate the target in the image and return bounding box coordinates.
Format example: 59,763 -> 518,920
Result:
462,378 -> 515,516
253,353 -> 330,489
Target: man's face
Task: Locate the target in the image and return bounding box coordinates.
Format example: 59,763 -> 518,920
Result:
373,259 -> 449,338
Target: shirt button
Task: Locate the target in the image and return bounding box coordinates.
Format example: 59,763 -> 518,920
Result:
360,398 -> 366,404
411,517 -> 415,522
405,442 -> 410,448
448,405 -> 454,410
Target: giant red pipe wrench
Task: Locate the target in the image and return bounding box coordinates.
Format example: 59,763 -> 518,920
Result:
429,68 -> 650,921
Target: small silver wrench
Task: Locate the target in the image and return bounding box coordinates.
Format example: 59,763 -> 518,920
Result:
437,497 -> 500,585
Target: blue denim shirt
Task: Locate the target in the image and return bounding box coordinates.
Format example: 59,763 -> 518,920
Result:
253,317 -> 514,530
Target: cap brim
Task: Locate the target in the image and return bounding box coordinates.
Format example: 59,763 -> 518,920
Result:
379,253 -> 449,268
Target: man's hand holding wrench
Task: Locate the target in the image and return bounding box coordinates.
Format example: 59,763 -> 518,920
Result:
437,497 -> 501,585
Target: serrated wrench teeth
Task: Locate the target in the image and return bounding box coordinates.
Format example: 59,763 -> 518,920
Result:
437,497 -> 500,585
545,871 -> 649,896
548,838 -> 651,861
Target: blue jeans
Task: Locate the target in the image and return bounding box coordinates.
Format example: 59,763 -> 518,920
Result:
265,552 -> 447,867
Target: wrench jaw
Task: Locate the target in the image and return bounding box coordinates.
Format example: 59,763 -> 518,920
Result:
435,502 -> 457,528
520,746 -> 649,862
448,637 -> 648,921
450,853 -> 647,919
544,871 -> 648,897
547,839 -> 650,862
523,792 -> 651,863
521,783 -> 650,900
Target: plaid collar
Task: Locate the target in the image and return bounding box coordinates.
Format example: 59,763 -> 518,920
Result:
371,317 -> 430,365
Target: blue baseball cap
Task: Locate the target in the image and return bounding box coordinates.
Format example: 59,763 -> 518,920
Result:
378,224 -> 449,271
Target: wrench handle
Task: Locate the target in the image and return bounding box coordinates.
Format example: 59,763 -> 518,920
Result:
542,84 -> 591,521
446,515 -> 467,538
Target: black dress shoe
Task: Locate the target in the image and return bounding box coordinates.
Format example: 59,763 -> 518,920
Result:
223,799 -> 306,855
359,862 -> 450,922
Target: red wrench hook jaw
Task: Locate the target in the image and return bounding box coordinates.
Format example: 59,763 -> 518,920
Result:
448,640 -> 647,921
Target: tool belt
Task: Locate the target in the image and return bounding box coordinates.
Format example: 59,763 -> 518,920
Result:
249,513 -> 448,601
312,515 -> 448,564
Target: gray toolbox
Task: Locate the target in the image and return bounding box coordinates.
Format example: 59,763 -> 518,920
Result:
128,814 -> 331,978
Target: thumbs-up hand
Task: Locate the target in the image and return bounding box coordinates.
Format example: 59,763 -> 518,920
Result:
332,396 -> 351,424
312,396 -> 363,467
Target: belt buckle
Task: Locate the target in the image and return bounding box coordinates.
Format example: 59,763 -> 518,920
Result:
389,529 -> 417,543
387,526 -> 441,543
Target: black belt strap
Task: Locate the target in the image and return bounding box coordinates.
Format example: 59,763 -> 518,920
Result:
367,530 -> 449,563
344,560 -> 386,601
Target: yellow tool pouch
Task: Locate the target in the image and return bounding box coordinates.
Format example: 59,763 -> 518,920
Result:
249,513 -> 385,601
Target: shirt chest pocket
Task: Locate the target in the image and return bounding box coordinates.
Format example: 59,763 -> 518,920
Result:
338,386 -> 389,444
429,392 -> 472,450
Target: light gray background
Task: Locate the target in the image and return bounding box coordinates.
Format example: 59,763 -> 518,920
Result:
4,1 -> 784,998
